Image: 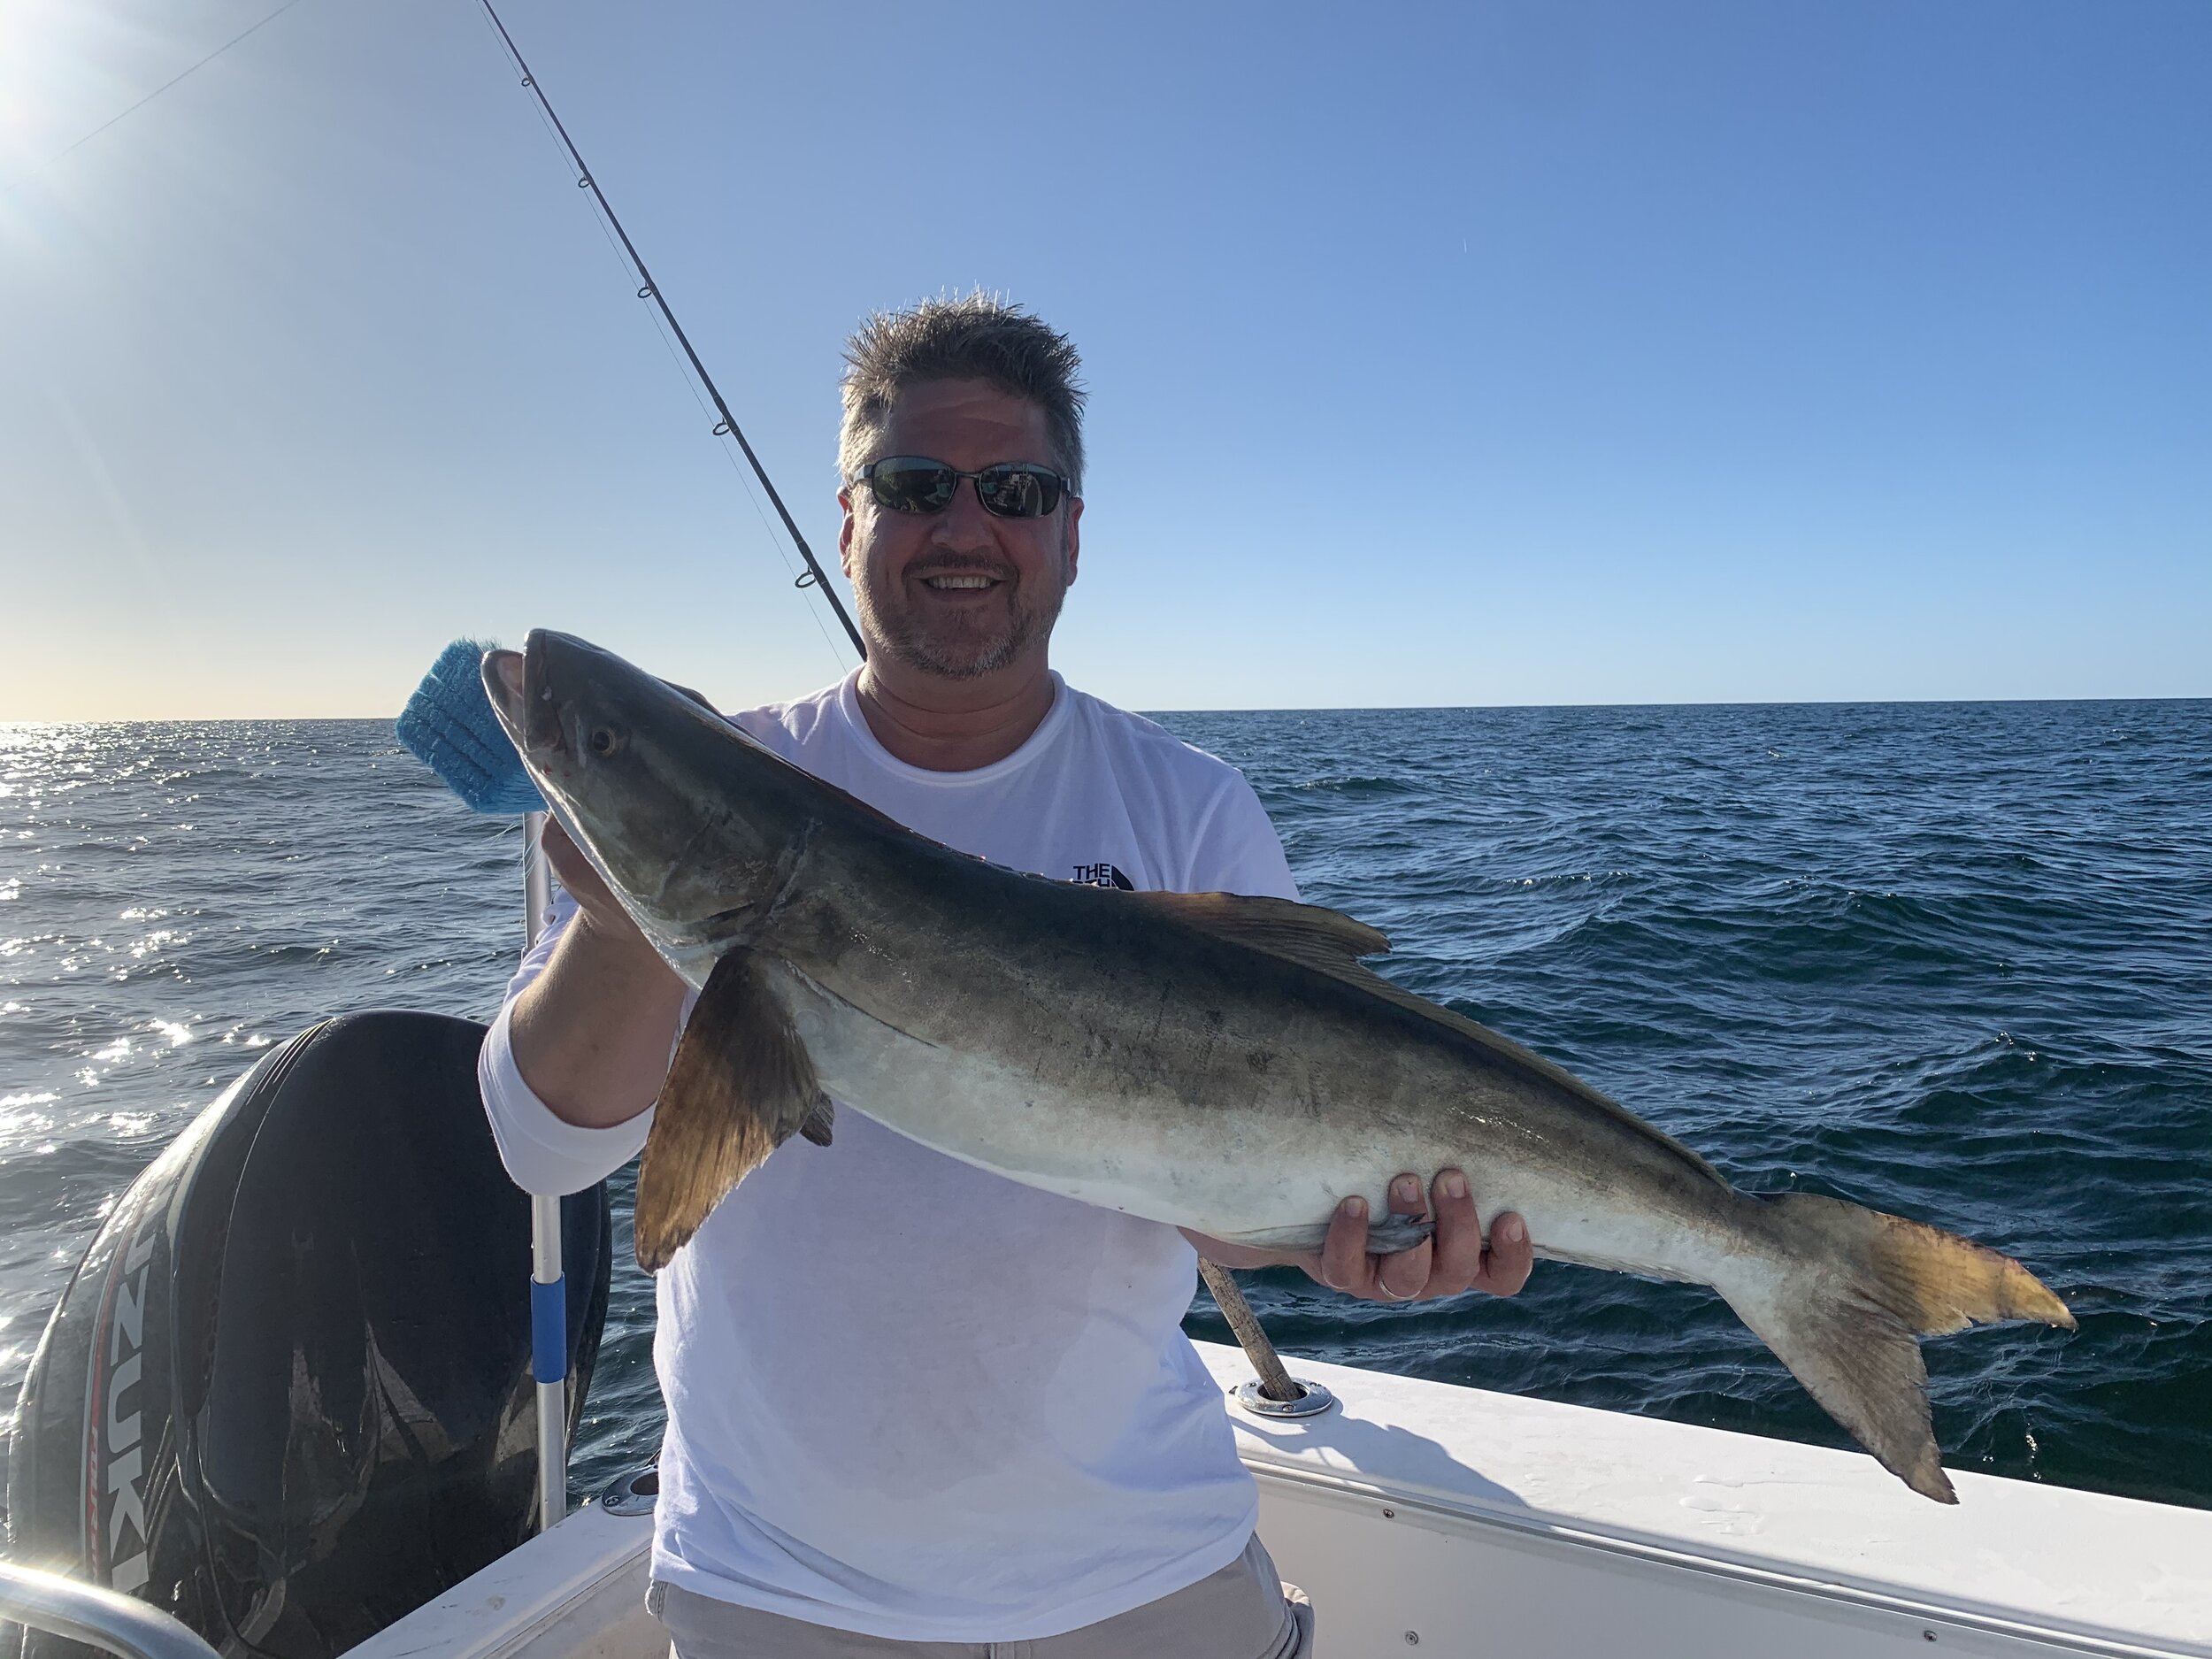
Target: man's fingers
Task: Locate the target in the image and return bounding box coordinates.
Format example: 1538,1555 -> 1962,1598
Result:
1319,1196 -> 1371,1292
1375,1234 -> 1432,1301
1477,1211 -> 1534,1296
541,818 -> 618,907
1427,1171 -> 1485,1294
1371,1172 -> 1432,1299
539,818 -> 672,974
539,818 -> 588,880
1386,1172 -> 1424,1216
1311,1184 -> 1535,1302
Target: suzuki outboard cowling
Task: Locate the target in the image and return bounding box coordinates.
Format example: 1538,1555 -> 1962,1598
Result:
7,1011 -> 611,1659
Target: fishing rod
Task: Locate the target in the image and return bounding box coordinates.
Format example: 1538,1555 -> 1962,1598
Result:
476,0 -> 866,661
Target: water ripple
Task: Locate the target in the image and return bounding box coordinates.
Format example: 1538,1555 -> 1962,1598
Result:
1171,699 -> 2212,1511
3,703 -> 2208,1513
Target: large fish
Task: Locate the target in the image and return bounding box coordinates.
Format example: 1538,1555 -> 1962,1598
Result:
484,630 -> 2072,1503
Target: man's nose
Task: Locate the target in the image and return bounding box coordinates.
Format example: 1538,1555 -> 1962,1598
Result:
927,479 -> 998,549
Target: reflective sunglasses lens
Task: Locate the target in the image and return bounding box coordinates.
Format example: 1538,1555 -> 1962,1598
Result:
978,466 -> 1060,518
869,459 -> 959,513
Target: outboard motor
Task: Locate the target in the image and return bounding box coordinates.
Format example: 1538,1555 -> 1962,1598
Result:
7,1011 -> 611,1659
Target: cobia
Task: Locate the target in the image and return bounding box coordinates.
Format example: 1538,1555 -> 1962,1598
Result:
484,629 -> 2072,1503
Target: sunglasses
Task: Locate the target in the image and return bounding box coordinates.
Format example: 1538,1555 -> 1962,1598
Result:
856,456 -> 1073,520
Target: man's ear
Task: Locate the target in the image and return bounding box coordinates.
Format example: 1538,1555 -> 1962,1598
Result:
1063,495 -> 1083,587
837,488 -> 857,581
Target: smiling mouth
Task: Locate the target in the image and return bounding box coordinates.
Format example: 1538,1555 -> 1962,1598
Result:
919,572 -> 1002,592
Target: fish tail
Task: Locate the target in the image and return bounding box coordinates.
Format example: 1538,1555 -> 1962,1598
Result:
1718,1193 -> 2074,1502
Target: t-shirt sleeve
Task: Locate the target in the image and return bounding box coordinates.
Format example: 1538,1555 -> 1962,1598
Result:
476,882 -> 658,1197
1185,776 -> 1301,902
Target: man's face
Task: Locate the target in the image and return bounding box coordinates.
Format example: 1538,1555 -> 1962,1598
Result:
839,379 -> 1082,681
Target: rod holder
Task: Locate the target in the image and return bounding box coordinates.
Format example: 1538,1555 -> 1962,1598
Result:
1197,1259 -> 1334,1418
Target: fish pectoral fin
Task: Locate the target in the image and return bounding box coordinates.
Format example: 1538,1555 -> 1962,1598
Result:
634,949 -> 822,1272
1205,1216 -> 1435,1257
1130,891 -> 1392,970
799,1091 -> 835,1147
1208,1224 -> 1333,1256
1363,1215 -> 1435,1254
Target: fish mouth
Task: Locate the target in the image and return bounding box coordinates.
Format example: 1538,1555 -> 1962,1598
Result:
480,629 -> 571,761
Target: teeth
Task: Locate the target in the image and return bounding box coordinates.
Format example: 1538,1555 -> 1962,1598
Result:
925,575 -> 995,589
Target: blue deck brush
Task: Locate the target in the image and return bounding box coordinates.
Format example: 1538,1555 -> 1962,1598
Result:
395,639 -> 546,816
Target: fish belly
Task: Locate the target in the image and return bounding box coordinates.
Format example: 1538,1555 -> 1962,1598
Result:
768,958 -> 1751,1276
772,959 -> 1402,1240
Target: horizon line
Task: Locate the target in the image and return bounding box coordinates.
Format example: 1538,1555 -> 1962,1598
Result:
4,691 -> 2208,726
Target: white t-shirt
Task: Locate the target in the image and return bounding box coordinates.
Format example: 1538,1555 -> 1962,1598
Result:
477,671 -> 1299,1644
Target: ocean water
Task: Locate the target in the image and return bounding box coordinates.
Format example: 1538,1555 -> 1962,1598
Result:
1,702 -> 2207,1520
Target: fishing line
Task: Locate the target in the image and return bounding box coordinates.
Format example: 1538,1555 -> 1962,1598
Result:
474,0 -> 866,663
488,54 -> 849,674
36,0 -> 311,165
635,303 -> 856,672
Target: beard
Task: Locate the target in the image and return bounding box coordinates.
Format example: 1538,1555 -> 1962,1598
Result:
856,552 -> 1068,681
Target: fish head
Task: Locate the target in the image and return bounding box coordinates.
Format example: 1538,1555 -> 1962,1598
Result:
481,630 -> 793,975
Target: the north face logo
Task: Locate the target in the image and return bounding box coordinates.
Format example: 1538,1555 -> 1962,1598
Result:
1072,862 -> 1134,890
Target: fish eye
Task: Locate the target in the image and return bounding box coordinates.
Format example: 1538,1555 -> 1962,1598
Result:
588,725 -> 625,757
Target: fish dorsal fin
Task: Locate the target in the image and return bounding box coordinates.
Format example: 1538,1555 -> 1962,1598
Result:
634,949 -> 822,1271
1127,891 -> 1393,975
1134,889 -> 1732,1193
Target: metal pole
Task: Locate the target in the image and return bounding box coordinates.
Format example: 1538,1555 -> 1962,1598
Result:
524,810 -> 554,946
530,1191 -> 567,1534
1196,1259 -> 1304,1403
0,1562 -> 221,1659
523,810 -> 566,1533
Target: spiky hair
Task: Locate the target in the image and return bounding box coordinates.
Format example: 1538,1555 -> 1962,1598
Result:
839,293 -> 1087,494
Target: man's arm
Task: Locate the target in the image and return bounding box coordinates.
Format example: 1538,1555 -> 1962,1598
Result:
507,818 -> 689,1127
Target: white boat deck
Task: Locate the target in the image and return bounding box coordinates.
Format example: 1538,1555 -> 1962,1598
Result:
355,1343 -> 2212,1659
1208,1346 -> 2212,1656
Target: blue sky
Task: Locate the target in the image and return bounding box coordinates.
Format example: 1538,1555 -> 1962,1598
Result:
3,0 -> 2206,718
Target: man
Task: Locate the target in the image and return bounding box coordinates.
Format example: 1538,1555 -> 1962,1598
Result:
479,296 -> 1532,1657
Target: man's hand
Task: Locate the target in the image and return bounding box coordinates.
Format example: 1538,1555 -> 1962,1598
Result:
537,818 -> 627,930
1186,1170 -> 1532,1304
1314,1171 -> 1532,1302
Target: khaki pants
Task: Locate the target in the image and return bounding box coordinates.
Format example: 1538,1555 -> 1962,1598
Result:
651,1534 -> 1310,1658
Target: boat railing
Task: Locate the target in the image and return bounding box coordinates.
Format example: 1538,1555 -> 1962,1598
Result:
0,1563 -> 220,1659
